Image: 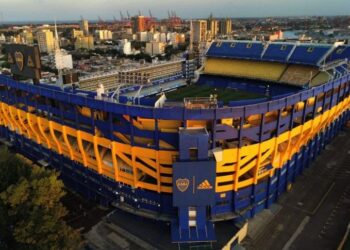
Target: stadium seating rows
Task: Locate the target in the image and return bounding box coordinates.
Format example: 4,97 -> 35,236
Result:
207,41 -> 264,60
262,43 -> 294,62
279,65 -> 319,86
326,46 -> 350,63
207,41 -> 350,66
288,44 -> 331,65
204,57 -> 324,87
310,72 -> 330,87
204,58 -> 287,81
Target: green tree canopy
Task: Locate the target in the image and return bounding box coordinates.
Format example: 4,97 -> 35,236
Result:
0,147 -> 82,250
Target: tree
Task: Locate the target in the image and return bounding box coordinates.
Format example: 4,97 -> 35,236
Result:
0,147 -> 82,250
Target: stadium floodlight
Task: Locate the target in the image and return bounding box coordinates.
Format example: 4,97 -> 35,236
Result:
133,85 -> 143,105
111,83 -> 128,103
154,93 -> 167,108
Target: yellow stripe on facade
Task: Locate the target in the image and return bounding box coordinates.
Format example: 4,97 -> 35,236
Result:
0,94 -> 348,194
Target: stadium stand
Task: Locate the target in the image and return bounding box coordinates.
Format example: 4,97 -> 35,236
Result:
310,71 -> 330,86
204,58 -> 287,81
207,41 -> 337,67
288,44 -> 332,65
197,74 -> 301,97
325,45 -> 350,63
279,65 -> 319,86
207,41 -> 264,60
262,43 -> 295,62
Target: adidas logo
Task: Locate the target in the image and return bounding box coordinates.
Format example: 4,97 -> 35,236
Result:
197,179 -> 213,190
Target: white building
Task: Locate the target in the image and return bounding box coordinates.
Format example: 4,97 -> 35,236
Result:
139,31 -> 149,42
153,32 -> 160,42
123,42 -> 132,55
168,32 -> 178,44
160,33 -> 167,43
0,34 -> 6,43
55,50 -> 73,70
115,39 -> 132,55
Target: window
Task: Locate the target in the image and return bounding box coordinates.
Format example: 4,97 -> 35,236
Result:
281,45 -> 287,51
246,43 -> 252,48
216,42 -> 222,47
230,42 -> 236,48
189,148 -> 198,159
307,47 -> 314,53
336,48 -> 344,54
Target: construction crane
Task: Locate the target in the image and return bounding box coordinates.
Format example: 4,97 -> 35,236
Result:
97,16 -> 108,29
119,10 -> 131,27
167,10 -> 182,30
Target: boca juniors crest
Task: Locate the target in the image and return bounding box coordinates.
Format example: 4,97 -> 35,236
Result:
176,178 -> 190,192
14,51 -> 25,71
4,44 -> 41,80
173,161 -> 216,207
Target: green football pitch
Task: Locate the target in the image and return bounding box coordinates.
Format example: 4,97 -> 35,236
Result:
165,84 -> 264,103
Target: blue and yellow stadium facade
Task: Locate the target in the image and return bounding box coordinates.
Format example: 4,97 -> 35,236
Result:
0,41 -> 349,244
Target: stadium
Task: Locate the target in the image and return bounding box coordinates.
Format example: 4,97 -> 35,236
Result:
0,40 -> 350,246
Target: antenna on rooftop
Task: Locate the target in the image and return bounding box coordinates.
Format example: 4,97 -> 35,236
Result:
54,19 -> 60,50
189,19 -> 193,52
0,12 -> 4,26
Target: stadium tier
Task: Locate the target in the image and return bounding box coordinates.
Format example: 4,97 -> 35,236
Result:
206,41 -> 265,60
326,45 -> 350,63
288,44 -> 332,65
262,43 -> 295,62
0,41 -> 349,246
279,65 -> 319,86
204,58 -> 287,81
204,41 -> 349,88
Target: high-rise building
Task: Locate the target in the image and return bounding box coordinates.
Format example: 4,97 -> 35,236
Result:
37,29 -> 55,54
133,16 -> 146,32
74,35 -> 94,50
80,19 -> 89,36
208,19 -> 219,39
72,29 -> 84,39
192,20 -> 208,43
219,18 -> 232,35
132,16 -> 154,32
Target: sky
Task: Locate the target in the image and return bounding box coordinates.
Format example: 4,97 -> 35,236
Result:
0,0 -> 349,22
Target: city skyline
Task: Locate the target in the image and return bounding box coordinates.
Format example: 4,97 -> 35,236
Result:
0,0 -> 349,22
